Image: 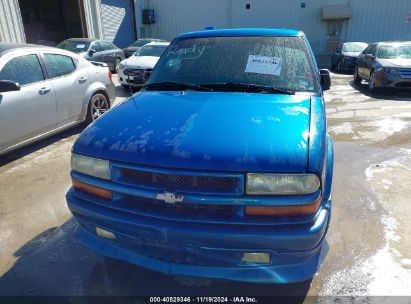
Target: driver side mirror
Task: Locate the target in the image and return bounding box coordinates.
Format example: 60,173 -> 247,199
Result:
144,69 -> 153,82
0,80 -> 20,93
365,54 -> 375,60
320,69 -> 331,91
88,49 -> 96,56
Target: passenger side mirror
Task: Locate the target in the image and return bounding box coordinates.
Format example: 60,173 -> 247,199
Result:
144,69 -> 153,82
0,80 -> 21,93
319,69 -> 331,91
365,54 -> 375,60
88,49 -> 96,56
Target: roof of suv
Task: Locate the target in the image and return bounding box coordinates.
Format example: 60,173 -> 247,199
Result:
176,28 -> 302,39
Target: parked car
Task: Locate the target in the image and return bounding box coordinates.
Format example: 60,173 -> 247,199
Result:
354,41 -> 411,92
66,28 -> 334,284
57,38 -> 125,72
331,42 -> 368,72
123,38 -> 167,58
0,43 -> 115,156
117,41 -> 169,89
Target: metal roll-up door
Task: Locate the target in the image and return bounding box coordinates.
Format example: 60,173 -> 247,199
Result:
101,0 -> 134,48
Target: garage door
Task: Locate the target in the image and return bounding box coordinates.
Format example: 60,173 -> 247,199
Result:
101,0 -> 134,48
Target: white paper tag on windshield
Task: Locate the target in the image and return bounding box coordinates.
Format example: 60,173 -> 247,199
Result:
77,44 -> 86,49
245,55 -> 282,76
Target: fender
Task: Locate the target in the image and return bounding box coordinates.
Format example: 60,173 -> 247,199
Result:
308,96 -> 327,176
323,135 -> 334,202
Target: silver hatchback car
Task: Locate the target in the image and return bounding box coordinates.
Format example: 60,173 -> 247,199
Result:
0,43 -> 115,156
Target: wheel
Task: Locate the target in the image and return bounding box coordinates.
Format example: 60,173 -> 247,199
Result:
354,66 -> 362,84
368,71 -> 377,93
112,58 -> 121,73
85,92 -> 110,124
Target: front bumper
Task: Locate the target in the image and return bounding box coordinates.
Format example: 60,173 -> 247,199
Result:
117,69 -> 145,87
67,189 -> 330,283
376,70 -> 411,89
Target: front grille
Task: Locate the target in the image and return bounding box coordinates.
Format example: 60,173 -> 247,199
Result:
122,78 -> 144,85
121,195 -> 239,222
124,68 -> 144,76
119,168 -> 240,194
398,68 -> 411,79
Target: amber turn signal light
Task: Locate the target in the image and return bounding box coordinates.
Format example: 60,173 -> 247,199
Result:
245,197 -> 321,216
72,178 -> 112,200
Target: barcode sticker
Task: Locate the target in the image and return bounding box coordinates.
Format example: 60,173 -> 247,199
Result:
245,55 -> 282,76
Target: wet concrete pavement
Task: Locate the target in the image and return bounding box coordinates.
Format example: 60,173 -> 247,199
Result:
0,73 -> 410,299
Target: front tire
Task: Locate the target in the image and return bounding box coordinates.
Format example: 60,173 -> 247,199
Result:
368,71 -> 377,93
85,92 -> 110,125
112,58 -> 121,73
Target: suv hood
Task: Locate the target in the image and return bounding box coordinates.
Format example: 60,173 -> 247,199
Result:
74,91 -> 312,172
124,56 -> 159,69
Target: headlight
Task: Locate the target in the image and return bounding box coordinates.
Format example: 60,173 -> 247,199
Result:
384,67 -> 399,75
71,154 -> 110,180
117,62 -> 125,71
246,173 -> 320,195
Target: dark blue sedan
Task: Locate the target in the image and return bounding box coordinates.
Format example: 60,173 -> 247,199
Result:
331,42 -> 368,73
66,28 -> 334,284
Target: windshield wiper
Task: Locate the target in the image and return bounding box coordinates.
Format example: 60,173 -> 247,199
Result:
143,81 -> 213,92
200,82 -> 295,95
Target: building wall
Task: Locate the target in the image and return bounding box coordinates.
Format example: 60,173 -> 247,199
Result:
0,0 -> 25,43
139,0 -> 230,40
137,0 -> 300,40
229,0 -> 300,29
136,0 -> 411,53
347,0 -> 411,43
299,0 -> 350,53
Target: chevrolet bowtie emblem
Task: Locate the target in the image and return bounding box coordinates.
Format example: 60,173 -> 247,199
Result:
155,192 -> 184,204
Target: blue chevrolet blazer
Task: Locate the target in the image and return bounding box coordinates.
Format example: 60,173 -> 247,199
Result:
66,28 -> 334,284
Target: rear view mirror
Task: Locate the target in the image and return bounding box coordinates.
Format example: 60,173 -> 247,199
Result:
320,69 -> 331,91
0,80 -> 20,93
144,69 -> 153,82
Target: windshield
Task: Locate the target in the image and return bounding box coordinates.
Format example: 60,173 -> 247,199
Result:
130,39 -> 152,47
135,45 -> 168,57
343,43 -> 368,53
377,45 -> 411,59
57,40 -> 90,53
147,36 -> 318,93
